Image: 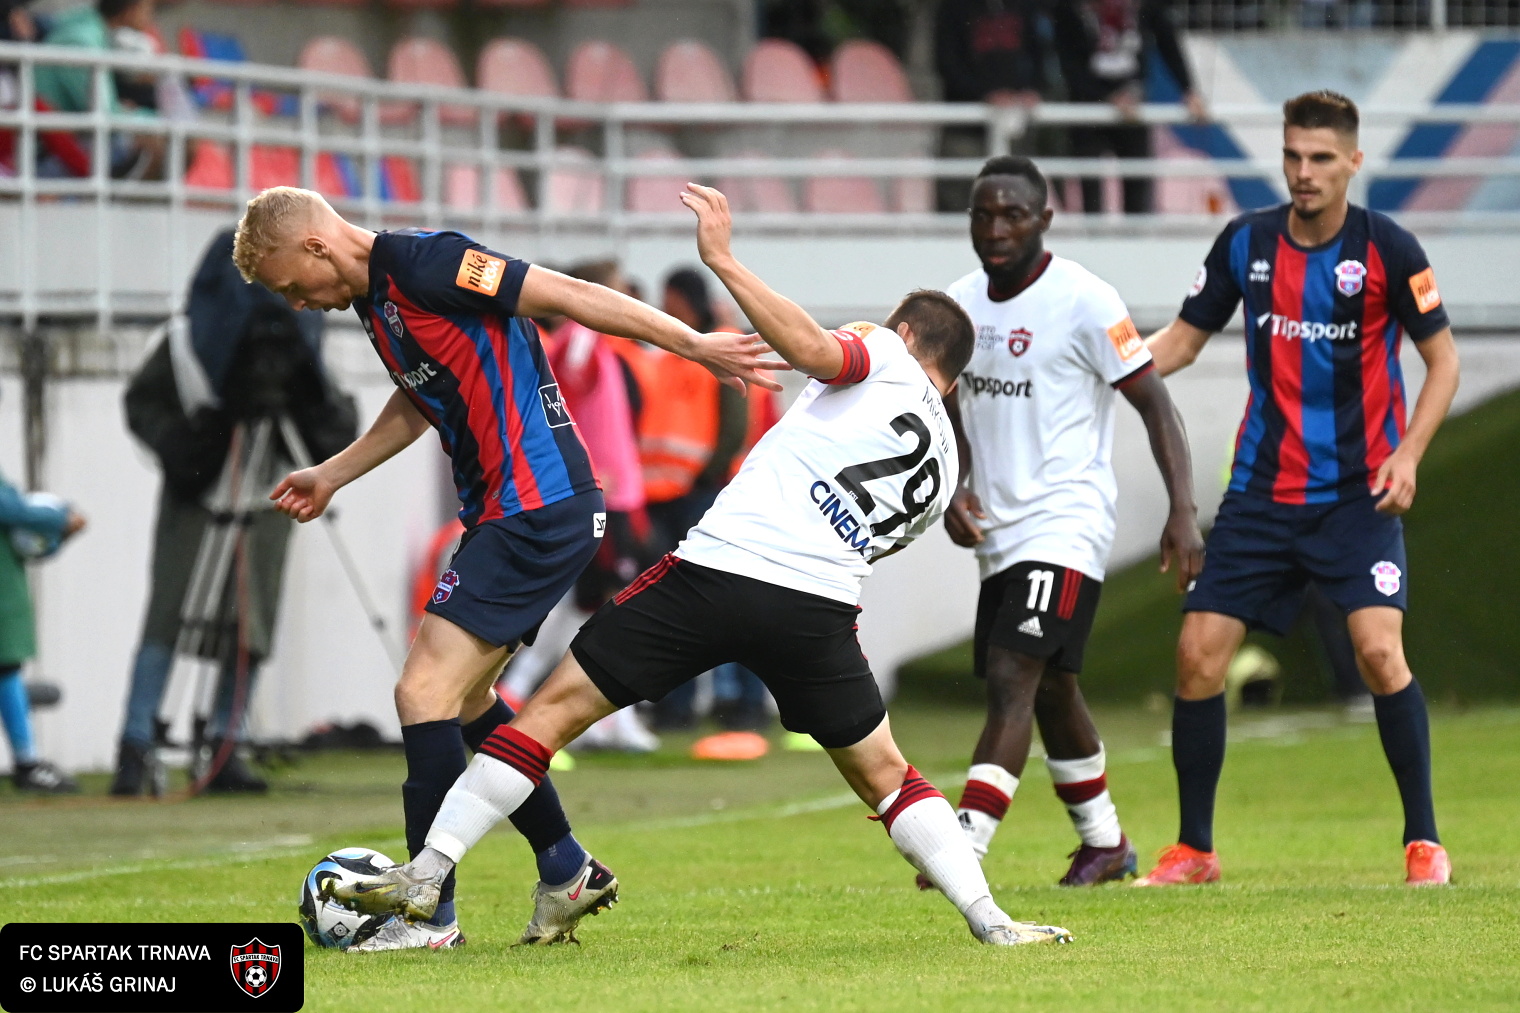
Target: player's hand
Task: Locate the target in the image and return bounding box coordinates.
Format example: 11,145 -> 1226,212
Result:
680,183 -> 734,268
270,466 -> 337,523
62,510 -> 87,538
1372,448 -> 1418,515
1159,507 -> 1204,593
693,331 -> 789,394
943,486 -> 986,547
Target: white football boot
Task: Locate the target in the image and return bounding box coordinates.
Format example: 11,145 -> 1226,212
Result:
347,916 -> 465,953
965,896 -> 1074,946
324,863 -> 446,922
515,857 -> 620,945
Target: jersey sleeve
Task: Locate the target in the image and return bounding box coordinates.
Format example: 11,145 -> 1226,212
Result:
817,321 -> 885,385
389,231 -> 531,319
1075,281 -> 1154,387
1177,222 -> 1243,332
1384,230 -> 1451,341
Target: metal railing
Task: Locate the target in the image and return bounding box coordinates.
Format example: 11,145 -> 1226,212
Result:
4,40 -> 1520,326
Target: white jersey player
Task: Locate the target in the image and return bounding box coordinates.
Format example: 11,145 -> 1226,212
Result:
329,183 -> 1075,948
940,157 -> 1204,887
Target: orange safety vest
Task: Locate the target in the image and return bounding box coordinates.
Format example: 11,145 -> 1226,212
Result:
611,342 -> 720,505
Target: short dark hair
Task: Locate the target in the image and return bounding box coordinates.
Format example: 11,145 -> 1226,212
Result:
973,155 -> 1048,209
566,259 -> 621,288
663,266 -> 716,333
885,290 -> 975,380
1283,90 -> 1359,138
97,0 -> 145,21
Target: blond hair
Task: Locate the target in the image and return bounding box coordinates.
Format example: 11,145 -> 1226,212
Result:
232,186 -> 330,282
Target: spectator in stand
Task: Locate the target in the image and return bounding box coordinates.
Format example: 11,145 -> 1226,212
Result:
0,470 -> 86,793
33,0 -> 165,179
934,0 -> 1049,211
1049,0 -> 1205,214
2,0 -> 40,42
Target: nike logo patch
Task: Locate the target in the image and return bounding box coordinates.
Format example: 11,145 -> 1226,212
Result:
429,929 -> 460,949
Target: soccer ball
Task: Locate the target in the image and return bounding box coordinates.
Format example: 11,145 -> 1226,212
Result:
298,847 -> 397,948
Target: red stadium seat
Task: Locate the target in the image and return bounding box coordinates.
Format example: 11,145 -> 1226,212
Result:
251,146 -> 301,189
828,40 -> 912,103
546,147 -> 605,214
383,37 -> 475,128
742,39 -> 823,103
565,41 -> 647,104
380,155 -> 422,203
297,37 -> 373,125
184,140 -> 234,190
444,165 -> 529,211
476,38 -> 559,100
625,146 -> 688,213
719,153 -> 797,213
804,149 -> 883,213
655,40 -> 735,103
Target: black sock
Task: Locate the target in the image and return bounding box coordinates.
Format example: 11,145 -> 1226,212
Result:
1373,679 -> 1439,845
461,696 -> 576,860
401,719 -> 467,923
1172,694 -> 1227,853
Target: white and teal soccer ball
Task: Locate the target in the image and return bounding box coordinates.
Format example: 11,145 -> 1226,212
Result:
9,493 -> 68,560
298,847 -> 397,949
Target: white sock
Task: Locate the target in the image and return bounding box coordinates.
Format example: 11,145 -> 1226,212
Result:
880,790 -> 992,915
956,763 -> 1019,860
1046,747 -> 1122,848
425,754 -> 538,862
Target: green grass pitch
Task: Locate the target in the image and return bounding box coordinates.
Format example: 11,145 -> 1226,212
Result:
6,705 -> 1519,1012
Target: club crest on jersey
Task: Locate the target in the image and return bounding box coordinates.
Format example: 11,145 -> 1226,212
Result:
383,300 -> 404,338
1335,260 -> 1366,297
1188,265 -> 1207,296
1007,328 -> 1033,357
433,569 -> 460,605
1371,561 -> 1401,597
230,939 -> 281,998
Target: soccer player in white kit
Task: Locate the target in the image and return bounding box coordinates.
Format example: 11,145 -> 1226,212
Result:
940,157 -> 1205,885
328,183 -> 1075,947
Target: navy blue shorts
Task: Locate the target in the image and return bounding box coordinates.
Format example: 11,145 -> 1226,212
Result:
1185,491 -> 1407,637
425,490 -> 606,648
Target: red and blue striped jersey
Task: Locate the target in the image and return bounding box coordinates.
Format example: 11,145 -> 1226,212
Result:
355,229 -> 598,528
1179,204 -> 1449,505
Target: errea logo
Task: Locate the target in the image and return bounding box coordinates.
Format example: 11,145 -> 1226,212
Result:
1249,259 -> 1271,283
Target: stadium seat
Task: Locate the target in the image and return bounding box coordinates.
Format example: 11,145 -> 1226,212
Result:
625,146 -> 688,213
179,27 -> 295,116
184,140 -> 234,190
804,150 -> 884,213
383,38 -> 475,129
719,153 -> 798,213
655,40 -> 735,103
316,152 -> 363,199
476,38 -> 559,100
251,146 -> 301,189
297,37 -> 373,125
545,147 -> 605,214
741,39 -> 824,103
380,155 -> 422,203
443,164 -> 528,212
565,41 -> 647,103
827,40 -> 912,103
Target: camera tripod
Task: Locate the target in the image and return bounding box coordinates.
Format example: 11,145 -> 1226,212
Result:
149,413 -> 404,797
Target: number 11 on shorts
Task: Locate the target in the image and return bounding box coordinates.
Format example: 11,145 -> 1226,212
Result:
1026,569 -> 1054,612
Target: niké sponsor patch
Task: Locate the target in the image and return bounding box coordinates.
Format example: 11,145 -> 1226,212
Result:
456,249 -> 507,297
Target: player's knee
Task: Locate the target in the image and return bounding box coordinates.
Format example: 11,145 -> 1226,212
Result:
1354,638 -> 1408,693
1176,636 -> 1228,698
984,653 -> 1042,709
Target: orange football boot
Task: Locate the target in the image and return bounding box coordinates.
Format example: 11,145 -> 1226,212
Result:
1404,841 -> 1451,885
1133,843 -> 1220,886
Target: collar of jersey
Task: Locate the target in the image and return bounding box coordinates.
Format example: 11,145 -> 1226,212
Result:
986,251 -> 1052,303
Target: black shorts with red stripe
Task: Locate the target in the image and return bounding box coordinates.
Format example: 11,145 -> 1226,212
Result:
974,560 -> 1103,676
570,554 -> 886,748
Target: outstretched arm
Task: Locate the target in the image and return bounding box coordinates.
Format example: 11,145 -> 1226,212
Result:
516,265 -> 785,393
681,183 -> 846,380
1146,318 -> 1213,377
1372,327 -> 1459,515
1120,370 -> 1204,591
270,388 -> 430,522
